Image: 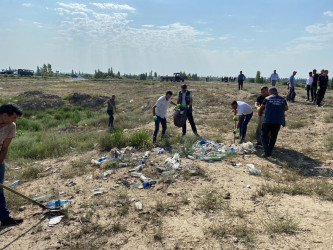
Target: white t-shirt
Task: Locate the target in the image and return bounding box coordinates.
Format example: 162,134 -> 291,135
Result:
306,76 -> 313,86
270,73 -> 279,81
0,122 -> 16,151
237,101 -> 253,115
155,95 -> 172,118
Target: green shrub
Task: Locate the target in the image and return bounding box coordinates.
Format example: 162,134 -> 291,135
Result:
129,130 -> 152,149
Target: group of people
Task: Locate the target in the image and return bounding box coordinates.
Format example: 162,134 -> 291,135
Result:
304,69 -> 330,106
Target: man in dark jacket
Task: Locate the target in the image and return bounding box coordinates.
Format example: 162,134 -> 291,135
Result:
258,87 -> 288,157
316,70 -> 329,107
177,85 -> 198,137
312,69 -> 319,103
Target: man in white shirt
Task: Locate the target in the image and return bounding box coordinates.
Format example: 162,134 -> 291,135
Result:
269,70 -> 280,87
153,91 -> 177,143
231,100 -> 253,142
305,72 -> 313,101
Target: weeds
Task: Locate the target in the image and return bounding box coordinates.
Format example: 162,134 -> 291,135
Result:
197,189 -> 227,211
262,212 -> 299,234
287,120 -> 308,129
21,166 -> 42,180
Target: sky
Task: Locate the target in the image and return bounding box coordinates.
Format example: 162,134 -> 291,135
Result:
1,0 -> 333,78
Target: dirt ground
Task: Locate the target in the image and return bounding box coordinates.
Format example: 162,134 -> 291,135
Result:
0,77 -> 332,249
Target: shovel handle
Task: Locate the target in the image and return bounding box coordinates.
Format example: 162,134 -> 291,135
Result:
0,183 -> 48,210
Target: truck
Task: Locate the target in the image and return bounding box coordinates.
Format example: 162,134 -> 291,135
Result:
160,73 -> 184,82
18,69 -> 34,76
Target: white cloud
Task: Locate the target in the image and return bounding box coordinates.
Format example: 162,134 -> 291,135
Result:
91,3 -> 135,11
142,25 -> 154,28
33,22 -> 43,28
219,36 -> 228,40
324,11 -> 333,17
57,2 -> 92,12
305,23 -> 333,34
22,3 -> 31,7
18,18 -> 23,22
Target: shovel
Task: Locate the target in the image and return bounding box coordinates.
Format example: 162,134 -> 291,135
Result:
0,183 -> 63,214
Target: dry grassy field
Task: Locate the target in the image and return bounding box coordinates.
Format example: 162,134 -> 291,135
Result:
0,77 -> 332,249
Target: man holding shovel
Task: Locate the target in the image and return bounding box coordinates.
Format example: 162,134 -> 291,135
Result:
0,103 -> 23,226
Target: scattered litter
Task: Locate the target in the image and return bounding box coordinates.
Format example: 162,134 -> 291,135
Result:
59,192 -> 65,195
231,162 -> 242,167
14,167 -> 21,170
129,99 -> 133,103
130,180 -> 141,188
44,167 -> 51,172
152,147 -> 165,154
233,237 -> 239,243
131,172 -> 143,177
65,181 -> 76,187
143,151 -> 150,159
102,170 -> 113,179
135,201 -> 143,210
317,176 -> 323,178
119,163 -> 128,167
246,164 -> 261,175
165,153 -> 181,169
19,206 -> 26,211
91,157 -> 109,165
142,180 -> 156,189
46,200 -> 71,210
9,180 -> 21,187
91,188 -> 107,196
48,216 -> 64,227
246,185 -> 251,189
33,194 -> 54,202
190,140 -> 256,162
224,192 -> 231,200
129,165 -> 143,172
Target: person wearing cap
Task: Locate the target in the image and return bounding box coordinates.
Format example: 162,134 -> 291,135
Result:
288,71 -> 297,102
231,100 -> 253,142
312,69 -> 319,103
258,87 -> 288,157
255,86 -> 269,145
177,84 -> 199,137
316,70 -> 329,107
269,70 -> 280,87
152,91 -> 177,144
237,71 -> 246,90
305,72 -> 313,101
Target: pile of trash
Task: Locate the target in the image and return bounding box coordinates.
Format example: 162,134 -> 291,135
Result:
189,139 -> 256,162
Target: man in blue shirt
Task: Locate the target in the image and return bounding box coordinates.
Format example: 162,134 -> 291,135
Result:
237,71 -> 246,90
288,71 -> 297,102
258,87 -> 288,157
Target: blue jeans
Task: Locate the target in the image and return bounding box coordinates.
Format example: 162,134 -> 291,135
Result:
0,163 -> 10,221
239,112 -> 253,140
153,116 -> 167,143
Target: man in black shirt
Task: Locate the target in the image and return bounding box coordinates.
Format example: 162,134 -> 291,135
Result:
255,86 -> 269,145
312,69 -> 319,103
316,70 -> 329,107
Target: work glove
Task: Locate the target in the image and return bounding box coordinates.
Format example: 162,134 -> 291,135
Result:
175,104 -> 181,108
233,128 -> 238,134
257,107 -> 260,111
233,115 -> 238,121
153,116 -> 158,121
317,86 -> 321,90
186,105 -> 190,109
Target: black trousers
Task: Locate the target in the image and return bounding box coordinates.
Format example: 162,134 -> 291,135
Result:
316,87 -> 327,106
153,116 -> 167,143
107,109 -> 114,127
311,86 -> 317,101
182,111 -> 197,135
238,80 -> 244,90
306,85 -> 313,101
261,123 -> 281,156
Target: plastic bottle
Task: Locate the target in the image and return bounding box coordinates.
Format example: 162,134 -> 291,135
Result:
46,200 -> 71,209
202,157 -> 222,162
131,172 -> 143,177
187,155 -> 195,160
144,151 -> 150,159
9,180 -> 21,187
33,194 -> 54,202
129,164 -> 143,172
130,180 -> 140,188
119,163 -> 128,167
172,153 -> 180,162
142,180 -> 156,189
246,164 -> 261,175
140,175 -> 150,182
161,170 -> 175,176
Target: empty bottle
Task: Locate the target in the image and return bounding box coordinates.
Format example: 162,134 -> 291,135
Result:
187,155 -> 195,160
33,194 -> 54,202
246,164 -> 261,175
142,180 -> 156,189
144,151 -> 150,159
202,157 -> 222,162
129,164 -> 143,172
130,180 -> 140,188
119,162 -> 128,167
9,180 -> 21,187
46,200 -> 71,210
131,172 -> 143,177
140,175 -> 149,182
